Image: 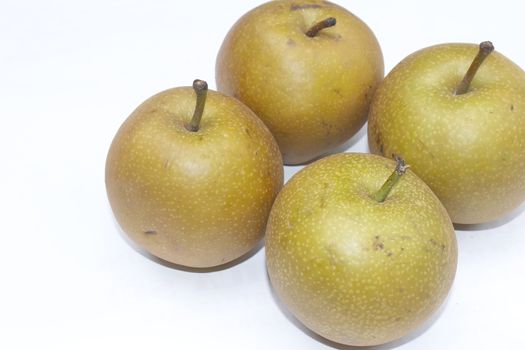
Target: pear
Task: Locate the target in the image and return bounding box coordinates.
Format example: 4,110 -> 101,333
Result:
266,153 -> 457,346
369,42 -> 525,224
106,80 -> 283,268
216,0 -> 384,165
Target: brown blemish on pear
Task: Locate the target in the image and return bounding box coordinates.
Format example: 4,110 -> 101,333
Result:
291,3 -> 322,11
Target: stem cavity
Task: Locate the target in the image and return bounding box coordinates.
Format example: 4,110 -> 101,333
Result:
306,17 -> 336,37
455,41 -> 494,95
188,79 -> 208,132
373,155 -> 409,203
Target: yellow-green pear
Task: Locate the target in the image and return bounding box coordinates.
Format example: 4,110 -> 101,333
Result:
106,80 -> 283,268
369,42 -> 525,224
266,153 -> 457,346
216,0 -> 384,165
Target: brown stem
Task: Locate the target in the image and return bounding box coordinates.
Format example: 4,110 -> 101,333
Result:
373,156 -> 409,203
188,79 -> 208,132
306,17 -> 336,37
455,41 -> 494,95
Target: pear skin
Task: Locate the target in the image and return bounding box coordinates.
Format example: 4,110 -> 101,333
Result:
106,85 -> 284,268
217,0 -> 384,164
266,153 -> 457,346
369,42 -> 525,224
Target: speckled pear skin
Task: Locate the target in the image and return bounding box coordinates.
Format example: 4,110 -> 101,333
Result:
216,0 -> 384,165
266,153 -> 457,346
106,87 -> 284,268
368,43 -> 525,224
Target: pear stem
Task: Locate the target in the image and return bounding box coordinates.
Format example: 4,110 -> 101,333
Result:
373,156 -> 409,203
188,79 -> 208,132
306,17 -> 336,37
455,41 -> 494,95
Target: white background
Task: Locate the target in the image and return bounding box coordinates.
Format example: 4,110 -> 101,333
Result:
1,0 -> 524,349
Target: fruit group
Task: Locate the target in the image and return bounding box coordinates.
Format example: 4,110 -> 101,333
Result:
368,42 -> 525,224
216,0 -> 384,164
106,81 -> 283,268
266,153 -> 457,346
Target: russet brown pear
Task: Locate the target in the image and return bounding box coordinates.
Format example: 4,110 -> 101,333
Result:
106,81 -> 284,268
266,153 -> 457,346
369,42 -> 525,224
216,0 -> 384,164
